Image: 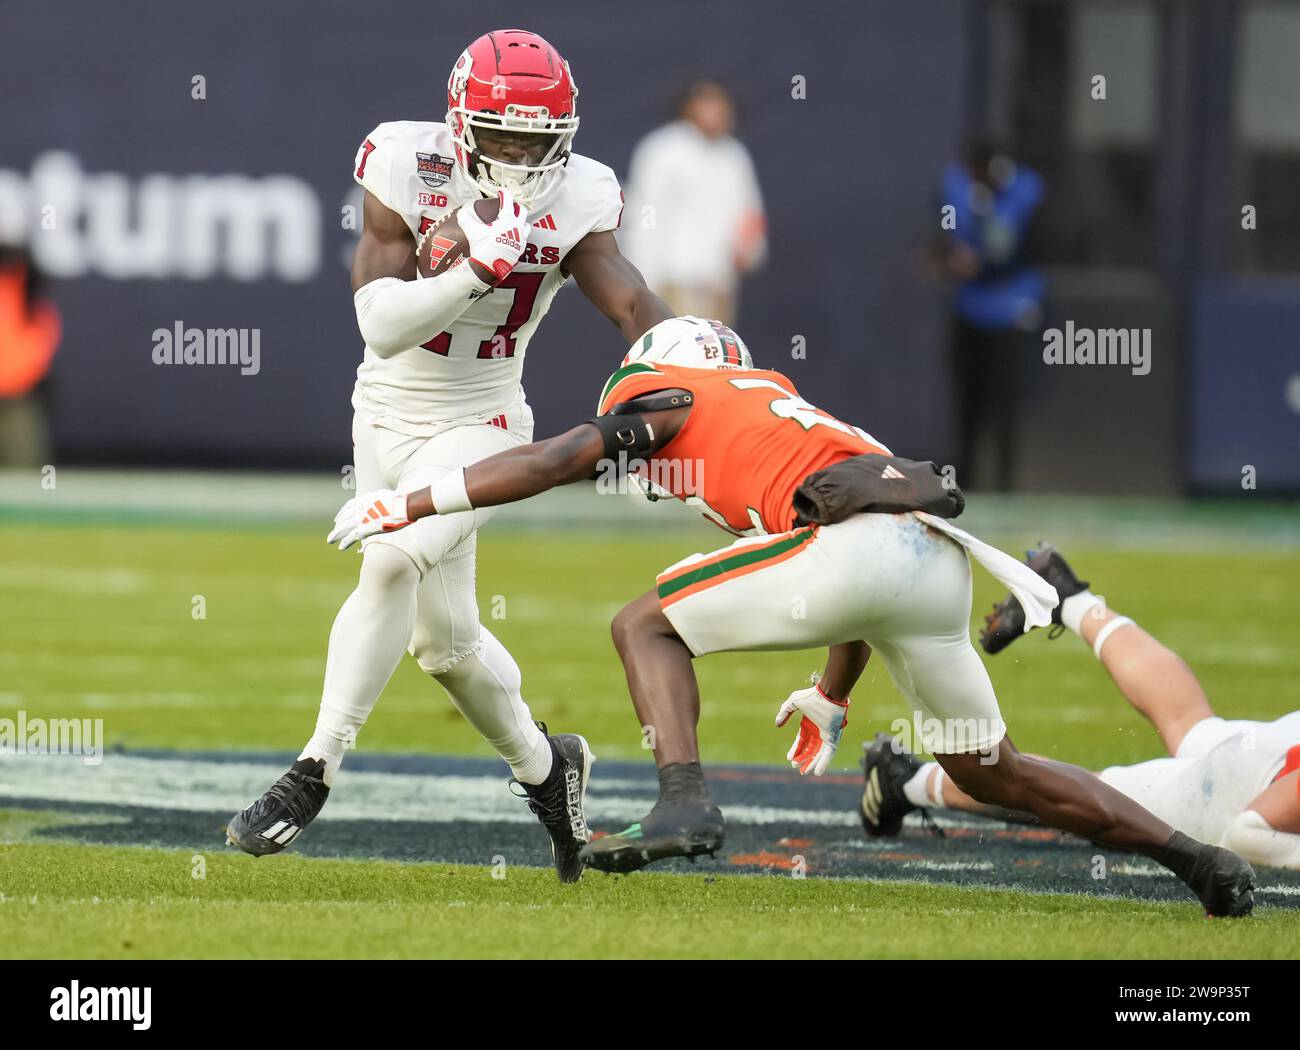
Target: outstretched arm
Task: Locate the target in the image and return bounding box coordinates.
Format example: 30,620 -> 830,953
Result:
328,404 -> 690,549
414,423 -> 607,517
563,230 -> 674,343
429,402 -> 687,511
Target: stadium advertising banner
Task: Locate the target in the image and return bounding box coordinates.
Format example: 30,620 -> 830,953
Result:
0,0 -> 965,470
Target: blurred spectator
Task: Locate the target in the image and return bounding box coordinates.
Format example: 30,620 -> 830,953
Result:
622,79 -> 766,325
0,245 -> 60,467
927,140 -> 1045,492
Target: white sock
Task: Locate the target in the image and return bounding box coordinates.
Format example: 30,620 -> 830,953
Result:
903,761 -> 940,808
299,545 -> 420,787
434,626 -> 553,784
1060,589 -> 1105,635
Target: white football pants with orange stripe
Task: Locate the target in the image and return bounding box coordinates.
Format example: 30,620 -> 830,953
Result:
657,512 -> 1009,755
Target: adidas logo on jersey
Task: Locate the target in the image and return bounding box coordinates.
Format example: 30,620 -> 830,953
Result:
881,464 -> 907,480
534,213 -> 558,231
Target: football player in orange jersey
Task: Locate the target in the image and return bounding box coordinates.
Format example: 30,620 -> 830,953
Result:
328,317 -> 1255,916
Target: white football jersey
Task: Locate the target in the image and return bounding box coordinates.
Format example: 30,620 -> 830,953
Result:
352,121 -> 624,432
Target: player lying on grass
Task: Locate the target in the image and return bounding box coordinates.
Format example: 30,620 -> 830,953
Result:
860,545 -> 1300,871
328,316 -> 1255,916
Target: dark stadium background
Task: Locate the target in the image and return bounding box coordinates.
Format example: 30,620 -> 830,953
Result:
2,0 -> 1297,494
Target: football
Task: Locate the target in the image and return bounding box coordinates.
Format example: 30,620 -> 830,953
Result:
415,196 -> 500,280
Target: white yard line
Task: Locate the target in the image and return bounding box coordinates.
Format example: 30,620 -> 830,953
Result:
0,753 -> 858,828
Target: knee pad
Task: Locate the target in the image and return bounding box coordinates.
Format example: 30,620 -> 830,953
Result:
407,543 -> 482,675
358,543 -> 420,592
413,633 -> 482,678
431,626 -> 522,695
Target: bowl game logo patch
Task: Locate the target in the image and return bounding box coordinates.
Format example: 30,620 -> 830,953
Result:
416,152 -> 453,187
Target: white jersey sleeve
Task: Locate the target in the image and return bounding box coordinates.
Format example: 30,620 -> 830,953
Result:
585,159 -> 625,235
353,126 -> 401,213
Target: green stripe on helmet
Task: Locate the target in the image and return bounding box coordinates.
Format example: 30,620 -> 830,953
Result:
597,361 -> 662,412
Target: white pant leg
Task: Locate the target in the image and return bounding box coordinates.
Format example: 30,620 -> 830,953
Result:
305,408 -> 529,768
407,532 -> 480,674
381,404 -> 531,667
359,407 -> 530,575
1097,756 -> 1197,833
303,415 -> 424,775
432,623 -> 553,784
657,514 -> 1006,753
1175,716 -> 1264,759
360,404 -> 549,781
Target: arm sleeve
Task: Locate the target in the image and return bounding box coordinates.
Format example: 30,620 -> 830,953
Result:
353,265 -> 489,359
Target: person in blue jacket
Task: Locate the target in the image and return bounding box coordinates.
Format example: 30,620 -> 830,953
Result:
928,140 -> 1045,492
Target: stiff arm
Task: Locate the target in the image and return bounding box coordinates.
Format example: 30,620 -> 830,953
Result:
410,403 -> 690,518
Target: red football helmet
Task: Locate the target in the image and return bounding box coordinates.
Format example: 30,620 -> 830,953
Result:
446,29 -> 579,205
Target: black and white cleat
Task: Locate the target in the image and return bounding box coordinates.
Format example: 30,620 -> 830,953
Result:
226,758 -> 330,857
860,732 -> 921,838
980,543 -> 1090,654
515,726 -> 595,883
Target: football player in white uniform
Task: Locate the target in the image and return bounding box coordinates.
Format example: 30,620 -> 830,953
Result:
862,545 -> 1300,871
227,29 -> 671,881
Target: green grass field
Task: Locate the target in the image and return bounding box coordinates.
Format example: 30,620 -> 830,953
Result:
4,835 -> 1294,960
2,497 -> 1300,959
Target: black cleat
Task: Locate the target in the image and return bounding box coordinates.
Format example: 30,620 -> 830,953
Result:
226,758 -> 330,856
979,543 -> 1090,654
580,799 -> 725,874
1187,845 -> 1255,919
860,732 -> 921,837
515,726 -> 595,883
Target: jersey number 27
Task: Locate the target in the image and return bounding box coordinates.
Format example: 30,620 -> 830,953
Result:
421,272 -> 546,360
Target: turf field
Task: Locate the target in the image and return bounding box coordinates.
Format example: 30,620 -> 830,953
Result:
2,475 -> 1299,958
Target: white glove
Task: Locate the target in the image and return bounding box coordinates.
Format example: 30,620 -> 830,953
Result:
460,190 -> 531,283
775,684 -> 850,776
326,489 -> 411,551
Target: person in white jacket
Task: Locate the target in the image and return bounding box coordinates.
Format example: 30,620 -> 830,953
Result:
621,80 -> 766,326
